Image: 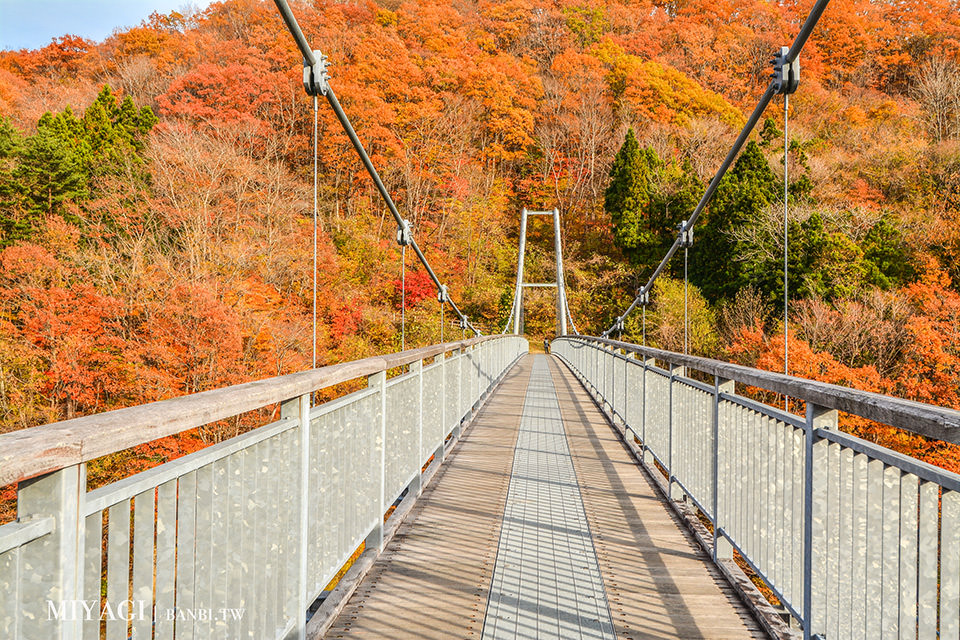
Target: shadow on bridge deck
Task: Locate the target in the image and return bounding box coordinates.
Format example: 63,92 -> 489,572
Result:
547,357 -> 765,639
322,355 -> 765,639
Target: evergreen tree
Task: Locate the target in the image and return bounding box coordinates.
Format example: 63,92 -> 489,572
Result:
795,212 -> 868,300
18,113 -> 89,220
604,128 -> 657,261
0,118 -> 29,245
83,86 -> 157,175
690,141 -> 779,301
0,85 -> 157,246
862,218 -> 917,289
647,157 -> 701,271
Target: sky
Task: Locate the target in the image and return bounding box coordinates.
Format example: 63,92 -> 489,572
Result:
0,0 -> 215,51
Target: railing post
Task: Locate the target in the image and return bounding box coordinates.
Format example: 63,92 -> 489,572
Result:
622,351 -> 634,436
16,463 -> 84,640
713,377 -> 735,561
641,354 -> 655,466
458,345 -> 469,440
282,392 -> 311,638
668,363 -> 684,501
436,350 -> 448,463
624,351 -> 631,428
484,341 -> 489,389
411,359 -> 424,496
590,342 -> 596,393
458,346 -> 464,433
604,344 -> 609,392
366,370 -> 387,553
476,342 -> 482,406
470,343 -> 478,417
477,342 -> 482,403
613,348 -> 621,420
593,342 -> 599,394
803,403 -> 835,640
593,342 -> 598,393
605,345 -> 613,406
481,341 -> 485,388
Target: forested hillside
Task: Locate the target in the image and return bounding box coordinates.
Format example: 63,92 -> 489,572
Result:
1,0 -> 959,470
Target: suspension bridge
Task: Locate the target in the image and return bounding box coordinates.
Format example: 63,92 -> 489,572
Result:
3,0 -> 960,639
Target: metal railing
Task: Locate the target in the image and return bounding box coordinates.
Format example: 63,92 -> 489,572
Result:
0,335 -> 527,639
552,335 -> 960,640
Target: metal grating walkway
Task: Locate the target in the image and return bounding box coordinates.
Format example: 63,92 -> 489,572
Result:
482,356 -> 615,640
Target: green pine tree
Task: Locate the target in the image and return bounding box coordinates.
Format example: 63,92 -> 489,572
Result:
0,118 -> 29,245
862,217 -> 917,289
690,140 -> 779,301
604,128 -> 658,261
646,157 -> 701,271
0,85 -> 157,246
19,114 -> 89,220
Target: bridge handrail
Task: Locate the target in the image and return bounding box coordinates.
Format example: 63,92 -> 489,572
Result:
1,335 -> 528,639
554,335 -> 960,640
0,335 -> 503,488
560,335 -> 960,445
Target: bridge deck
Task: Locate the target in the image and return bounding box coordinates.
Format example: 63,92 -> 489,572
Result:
323,355 -> 765,639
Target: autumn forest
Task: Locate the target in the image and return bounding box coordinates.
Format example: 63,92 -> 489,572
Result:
1,0 -> 960,482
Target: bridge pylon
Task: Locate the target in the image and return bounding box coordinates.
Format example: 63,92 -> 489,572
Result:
504,207 -> 576,336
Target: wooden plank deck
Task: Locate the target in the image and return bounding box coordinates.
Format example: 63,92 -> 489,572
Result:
322,354 -> 766,639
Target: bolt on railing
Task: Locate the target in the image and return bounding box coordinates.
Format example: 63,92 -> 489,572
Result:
553,335 -> 960,640
0,335 -> 528,640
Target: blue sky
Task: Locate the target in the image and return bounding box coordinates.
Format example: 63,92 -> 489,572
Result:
0,0 -> 215,51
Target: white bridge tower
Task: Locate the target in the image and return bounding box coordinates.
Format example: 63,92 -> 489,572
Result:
504,208 -> 576,336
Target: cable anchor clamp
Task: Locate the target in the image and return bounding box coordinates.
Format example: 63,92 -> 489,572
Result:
679,220 -> 694,248
303,51 -> 330,97
437,284 -> 449,304
396,219 -> 413,246
771,46 -> 799,95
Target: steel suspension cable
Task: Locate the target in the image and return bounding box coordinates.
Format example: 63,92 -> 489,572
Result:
273,0 -> 480,338
312,94 -> 318,369
501,288 -> 517,334
401,244 -> 406,351
684,244 -> 689,355
566,304 -> 580,336
326,86 -> 481,336
642,306 -> 646,347
601,83 -> 776,338
602,0 -> 830,338
784,93 -> 790,410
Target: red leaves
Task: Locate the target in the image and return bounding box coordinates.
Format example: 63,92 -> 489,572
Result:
157,59 -> 284,133
392,269 -> 436,310
135,282 -> 243,395
894,261 -> 960,408
0,35 -> 95,80
0,243 -> 60,288
15,281 -> 129,418
331,301 -> 364,341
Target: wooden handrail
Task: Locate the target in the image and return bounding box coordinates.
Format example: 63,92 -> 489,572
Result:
0,336 -> 506,486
